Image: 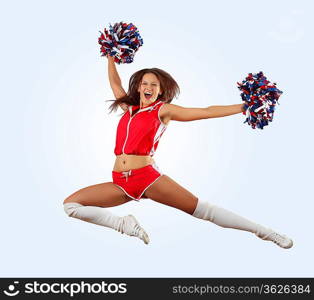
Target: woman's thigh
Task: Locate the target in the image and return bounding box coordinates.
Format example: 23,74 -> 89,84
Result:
143,175 -> 198,214
63,182 -> 133,208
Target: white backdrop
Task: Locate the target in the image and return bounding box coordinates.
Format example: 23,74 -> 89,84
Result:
1,0 -> 313,277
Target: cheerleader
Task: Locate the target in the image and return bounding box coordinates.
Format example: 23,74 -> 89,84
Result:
63,55 -> 293,249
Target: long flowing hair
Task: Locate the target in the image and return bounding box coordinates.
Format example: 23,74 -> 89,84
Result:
107,68 -> 180,114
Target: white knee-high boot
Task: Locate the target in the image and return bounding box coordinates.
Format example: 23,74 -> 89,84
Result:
63,202 -> 149,244
192,200 -> 293,249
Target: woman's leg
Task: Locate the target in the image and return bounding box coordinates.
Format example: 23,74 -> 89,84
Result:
63,182 -> 149,244
143,175 -> 293,248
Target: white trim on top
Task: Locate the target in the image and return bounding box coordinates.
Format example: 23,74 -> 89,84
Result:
149,122 -> 167,156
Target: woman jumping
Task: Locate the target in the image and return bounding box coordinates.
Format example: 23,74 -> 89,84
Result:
63,55 -> 293,249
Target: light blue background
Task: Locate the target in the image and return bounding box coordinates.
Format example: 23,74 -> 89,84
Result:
1,0 -> 313,277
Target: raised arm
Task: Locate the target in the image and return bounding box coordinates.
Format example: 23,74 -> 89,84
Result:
107,56 -> 128,112
163,103 -> 245,122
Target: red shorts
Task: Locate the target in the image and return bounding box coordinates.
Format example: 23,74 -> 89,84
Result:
112,163 -> 163,201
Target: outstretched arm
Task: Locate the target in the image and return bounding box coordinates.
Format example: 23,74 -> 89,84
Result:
107,56 -> 128,112
164,103 -> 245,122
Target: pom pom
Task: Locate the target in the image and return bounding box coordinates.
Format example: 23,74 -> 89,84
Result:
237,72 -> 283,129
98,21 -> 143,64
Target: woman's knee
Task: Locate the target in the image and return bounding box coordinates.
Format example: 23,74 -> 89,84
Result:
185,196 -> 199,215
63,194 -> 80,205
63,202 -> 83,217
63,192 -> 81,205
191,200 -> 216,220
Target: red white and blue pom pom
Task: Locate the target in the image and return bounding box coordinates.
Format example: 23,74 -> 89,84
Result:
98,21 -> 143,64
237,72 -> 283,129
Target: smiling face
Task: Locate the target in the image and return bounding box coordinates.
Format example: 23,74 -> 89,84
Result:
137,73 -> 162,108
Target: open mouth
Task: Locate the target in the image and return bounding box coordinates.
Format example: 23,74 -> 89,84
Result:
144,92 -> 153,100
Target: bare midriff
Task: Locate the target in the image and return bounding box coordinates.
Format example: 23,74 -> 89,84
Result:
113,154 -> 155,172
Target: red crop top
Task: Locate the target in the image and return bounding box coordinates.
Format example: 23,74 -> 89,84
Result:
114,100 -> 167,156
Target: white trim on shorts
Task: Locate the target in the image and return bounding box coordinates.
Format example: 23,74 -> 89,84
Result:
112,183 -> 140,202
112,162 -> 164,201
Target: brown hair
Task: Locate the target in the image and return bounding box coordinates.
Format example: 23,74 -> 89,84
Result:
106,68 -> 180,114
